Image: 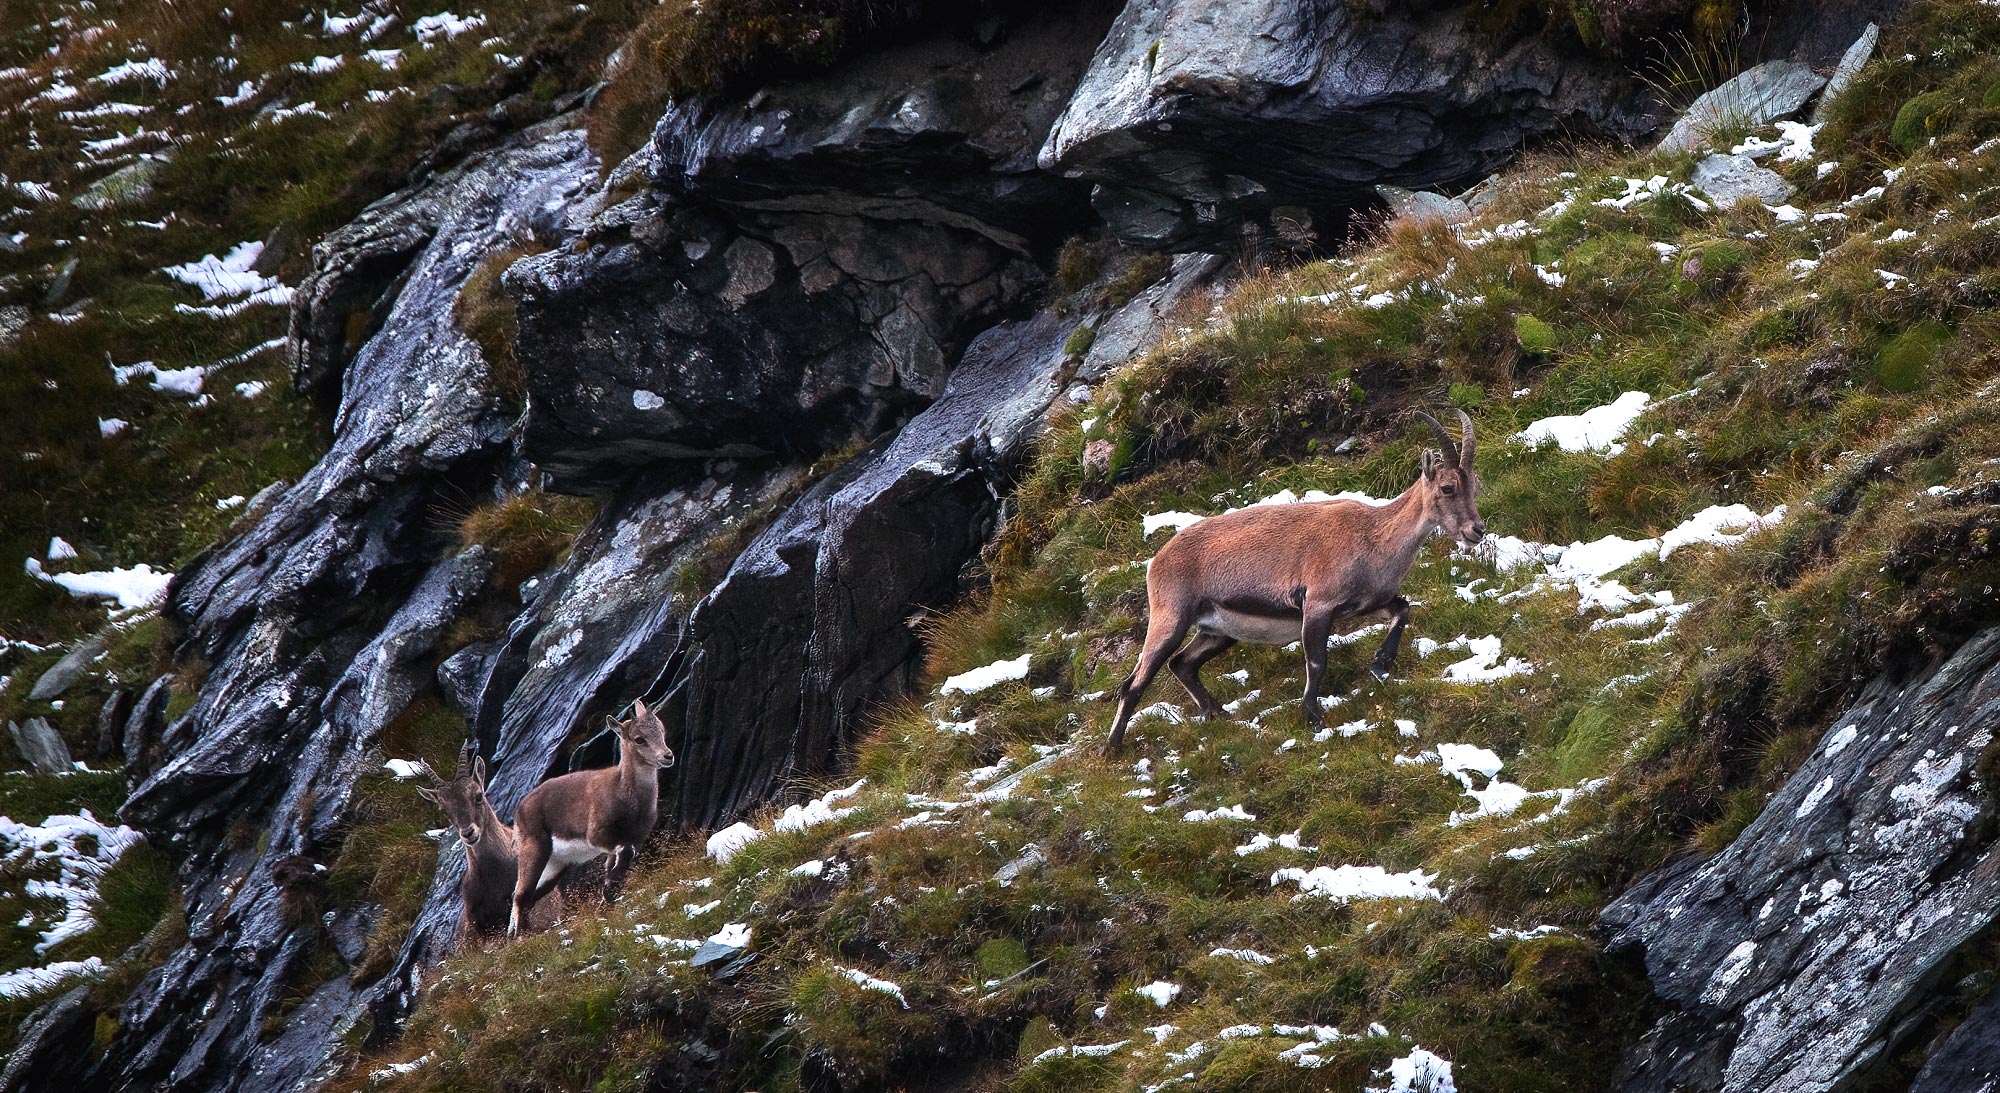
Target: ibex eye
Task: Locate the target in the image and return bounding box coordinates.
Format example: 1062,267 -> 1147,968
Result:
1440,485 -> 1455,495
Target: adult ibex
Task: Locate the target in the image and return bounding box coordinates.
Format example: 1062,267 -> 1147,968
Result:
1106,411 -> 1486,752
509,699 -> 674,936
416,742 -> 561,940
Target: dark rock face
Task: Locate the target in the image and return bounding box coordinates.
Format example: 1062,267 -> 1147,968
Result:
1604,627 -> 2000,1093
67,123 -> 598,1093
1040,0 -> 1895,249
511,5 -> 1115,488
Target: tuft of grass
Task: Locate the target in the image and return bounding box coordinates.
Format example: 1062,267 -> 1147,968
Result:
455,490 -> 597,590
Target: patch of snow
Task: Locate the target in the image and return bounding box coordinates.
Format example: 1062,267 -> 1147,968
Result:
0,958 -> 108,1000
939,654 -> 1030,695
1134,980 -> 1182,1007
1142,510 -> 1205,536
1235,831 -> 1315,856
1437,635 -> 1533,683
706,922 -> 751,948
1209,947 -> 1275,965
1182,804 -> 1255,823
1270,864 -> 1442,903
1514,391 -> 1650,454
705,821 -> 764,863
24,556 -> 172,611
774,779 -> 866,833
46,537 -> 77,562
1369,1047 -> 1457,1093
1,810 -> 144,956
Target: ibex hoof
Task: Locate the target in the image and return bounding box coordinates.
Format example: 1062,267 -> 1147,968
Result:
1369,665 -> 1392,682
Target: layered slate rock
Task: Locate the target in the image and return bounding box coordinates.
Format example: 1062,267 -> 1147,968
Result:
1604,627 -> 2000,1092
71,122 -> 600,1093
1039,0 -> 1662,248
512,5 -> 1116,488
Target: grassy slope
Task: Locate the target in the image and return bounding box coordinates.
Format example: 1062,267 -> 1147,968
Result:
349,3 -> 2000,1091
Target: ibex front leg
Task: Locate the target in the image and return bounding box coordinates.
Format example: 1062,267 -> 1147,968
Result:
1368,596 -> 1413,680
1298,598 -> 1353,731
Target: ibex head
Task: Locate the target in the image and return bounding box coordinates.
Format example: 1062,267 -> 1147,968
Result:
1412,409 -> 1486,545
613,699 -> 674,770
416,741 -> 495,848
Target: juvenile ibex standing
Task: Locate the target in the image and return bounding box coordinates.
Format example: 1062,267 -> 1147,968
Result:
417,742 -> 562,940
509,699 -> 674,936
1106,411 -> 1487,752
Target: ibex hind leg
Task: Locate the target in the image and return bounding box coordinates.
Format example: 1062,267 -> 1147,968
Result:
1106,612 -> 1195,755
1169,630 -> 1236,719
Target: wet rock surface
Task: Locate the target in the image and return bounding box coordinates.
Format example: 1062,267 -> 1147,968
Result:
54,121 -> 598,1093
1605,627 -> 2000,1093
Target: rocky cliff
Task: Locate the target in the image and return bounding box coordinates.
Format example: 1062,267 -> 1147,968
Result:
0,0 -> 1950,1089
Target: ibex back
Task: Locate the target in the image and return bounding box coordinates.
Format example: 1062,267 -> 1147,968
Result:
1106,411 -> 1486,752
509,699 -> 674,936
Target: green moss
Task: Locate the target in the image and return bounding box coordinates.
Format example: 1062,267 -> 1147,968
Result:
1892,90 -> 1956,149
976,937 -> 1031,979
1064,323 -> 1098,359
1514,314 -> 1557,356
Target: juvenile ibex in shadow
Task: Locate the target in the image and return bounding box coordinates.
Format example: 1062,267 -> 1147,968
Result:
1106,411 -> 1487,752
509,699 -> 674,936
417,743 -> 560,940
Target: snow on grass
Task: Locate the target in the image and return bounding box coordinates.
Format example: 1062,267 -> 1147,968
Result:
1209,947 -> 1275,965
0,957 -> 108,999
834,964 -> 908,1007
1235,831 -> 1315,856
46,537 -> 77,562
90,58 -> 169,86
1031,1040 -> 1130,1066
1658,503 -> 1789,559
706,922 -> 751,948
413,12 -> 489,45
1270,865 -> 1442,903
1436,635 -> 1533,683
1513,391 -> 1650,454
1369,1047 -> 1457,1093
383,759 -> 425,779
1142,510 -> 1204,536
939,653 -> 1030,695
24,556 -> 172,611
774,779 -> 866,833
1134,980 -> 1182,1007
1182,804 -> 1255,822
705,821 -> 763,863
164,241 -> 289,304
2,809 -> 144,956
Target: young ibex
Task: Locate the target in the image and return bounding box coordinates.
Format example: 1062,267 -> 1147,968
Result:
509,699 -> 675,936
1106,411 -> 1486,752
416,742 -> 563,940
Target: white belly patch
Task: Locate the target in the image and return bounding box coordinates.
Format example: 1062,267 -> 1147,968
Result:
1194,607 -> 1301,645
538,836 -> 606,886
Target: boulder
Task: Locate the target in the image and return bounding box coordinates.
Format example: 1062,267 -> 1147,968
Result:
1376,185 -> 1474,227
70,154 -> 165,211
1657,60 -> 1826,153
1813,23 -> 1880,122
8,717 -> 72,773
1039,0 -> 1664,249
1605,627 -> 2000,1091
1690,153 -> 1794,207
27,628 -> 110,701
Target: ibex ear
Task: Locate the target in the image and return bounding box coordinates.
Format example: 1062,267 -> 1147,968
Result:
472,755 -> 487,783
1421,448 -> 1438,480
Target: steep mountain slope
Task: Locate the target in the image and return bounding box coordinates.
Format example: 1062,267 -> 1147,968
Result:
8,0 -> 1997,1090
335,3 -> 1999,1090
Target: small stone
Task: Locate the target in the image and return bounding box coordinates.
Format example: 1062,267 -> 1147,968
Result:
1690,153 -> 1794,207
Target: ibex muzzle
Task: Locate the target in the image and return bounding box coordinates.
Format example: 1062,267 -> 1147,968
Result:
1106,410 -> 1485,751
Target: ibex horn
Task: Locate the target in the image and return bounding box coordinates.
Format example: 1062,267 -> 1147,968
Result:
455,740 -> 476,779
412,758 -> 446,786
1456,408 -> 1476,469
1413,410 -> 1460,467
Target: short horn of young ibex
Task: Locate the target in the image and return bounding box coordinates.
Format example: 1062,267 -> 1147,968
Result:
509,699 -> 674,937
1106,410 -> 1486,752
416,741 -> 556,940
